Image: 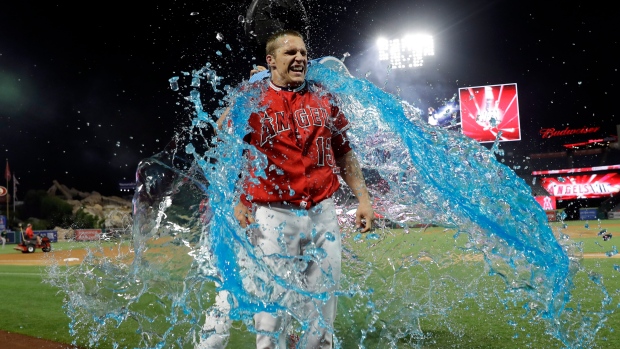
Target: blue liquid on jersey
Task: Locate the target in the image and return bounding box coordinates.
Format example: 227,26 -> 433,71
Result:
45,62 -> 616,349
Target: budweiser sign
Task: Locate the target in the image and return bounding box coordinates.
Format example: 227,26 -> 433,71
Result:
539,126 -> 600,138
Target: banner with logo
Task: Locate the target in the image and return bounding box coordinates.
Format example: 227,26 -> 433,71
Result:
75,229 -> 102,241
535,196 -> 557,210
540,173 -> 620,199
34,230 -> 58,243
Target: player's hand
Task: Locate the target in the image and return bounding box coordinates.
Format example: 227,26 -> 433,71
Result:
234,201 -> 255,228
355,200 -> 374,233
250,65 -> 267,77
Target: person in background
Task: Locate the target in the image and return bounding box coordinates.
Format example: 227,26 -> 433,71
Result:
1,229 -> 6,248
24,223 -> 41,245
24,223 -> 34,240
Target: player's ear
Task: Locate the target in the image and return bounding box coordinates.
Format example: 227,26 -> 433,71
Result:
266,54 -> 276,69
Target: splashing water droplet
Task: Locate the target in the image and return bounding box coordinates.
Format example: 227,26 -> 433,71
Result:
168,76 -> 179,91
47,58 -> 617,349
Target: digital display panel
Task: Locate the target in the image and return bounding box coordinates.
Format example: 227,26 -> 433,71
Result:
459,83 -> 521,143
540,173 -> 620,199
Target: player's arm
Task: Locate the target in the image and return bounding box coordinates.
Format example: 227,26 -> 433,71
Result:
336,151 -> 374,232
215,106 -> 231,131
225,66 -> 269,227
215,105 -> 255,228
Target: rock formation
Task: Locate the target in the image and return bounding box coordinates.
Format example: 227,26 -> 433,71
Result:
47,180 -> 133,231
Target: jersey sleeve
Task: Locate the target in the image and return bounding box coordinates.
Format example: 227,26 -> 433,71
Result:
330,105 -> 352,158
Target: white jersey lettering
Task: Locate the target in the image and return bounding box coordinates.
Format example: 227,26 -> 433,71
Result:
315,137 -> 335,167
274,111 -> 290,134
294,108 -> 311,128
309,107 -> 327,126
259,111 -> 276,146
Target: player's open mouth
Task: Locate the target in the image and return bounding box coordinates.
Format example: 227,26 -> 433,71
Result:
290,66 -> 305,73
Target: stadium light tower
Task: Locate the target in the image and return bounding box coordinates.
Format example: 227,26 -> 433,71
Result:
377,34 -> 434,69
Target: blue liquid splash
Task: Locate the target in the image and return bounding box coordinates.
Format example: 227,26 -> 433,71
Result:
45,62 -> 617,349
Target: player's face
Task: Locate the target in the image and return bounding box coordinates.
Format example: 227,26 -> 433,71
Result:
267,35 -> 307,87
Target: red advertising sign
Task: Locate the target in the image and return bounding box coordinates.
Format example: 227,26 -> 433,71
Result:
535,196 -> 557,210
459,83 -> 521,143
540,173 -> 620,199
75,229 -> 102,241
532,164 -> 620,176
539,126 -> 600,138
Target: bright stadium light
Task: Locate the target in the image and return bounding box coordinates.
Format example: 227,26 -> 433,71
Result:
377,38 -> 389,61
377,34 -> 434,69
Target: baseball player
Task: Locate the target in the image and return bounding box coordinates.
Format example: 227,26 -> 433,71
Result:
216,29 -> 374,349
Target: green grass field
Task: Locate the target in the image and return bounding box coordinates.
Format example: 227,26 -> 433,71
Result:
1,220 -> 619,348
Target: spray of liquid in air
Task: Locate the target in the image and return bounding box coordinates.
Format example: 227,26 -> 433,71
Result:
45,26 -> 617,349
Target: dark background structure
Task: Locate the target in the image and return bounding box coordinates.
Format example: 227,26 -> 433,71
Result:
0,0 -> 615,199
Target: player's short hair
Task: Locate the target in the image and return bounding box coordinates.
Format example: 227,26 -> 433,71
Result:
266,29 -> 304,56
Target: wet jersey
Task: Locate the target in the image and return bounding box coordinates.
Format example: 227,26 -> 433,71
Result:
241,80 -> 352,209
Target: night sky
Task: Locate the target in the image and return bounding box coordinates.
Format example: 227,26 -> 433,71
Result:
0,0 -> 616,197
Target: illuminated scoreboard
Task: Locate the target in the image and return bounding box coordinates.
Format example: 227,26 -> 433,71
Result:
533,165 -> 620,200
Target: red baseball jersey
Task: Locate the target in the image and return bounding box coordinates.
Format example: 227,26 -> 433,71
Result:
240,80 -> 352,209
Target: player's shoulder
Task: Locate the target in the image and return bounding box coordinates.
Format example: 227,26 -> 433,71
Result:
306,80 -> 331,94
305,80 -> 336,103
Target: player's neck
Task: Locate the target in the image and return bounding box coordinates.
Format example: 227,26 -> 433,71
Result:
269,80 -> 306,92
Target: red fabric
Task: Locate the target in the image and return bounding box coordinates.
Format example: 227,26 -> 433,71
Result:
240,81 -> 352,209
25,226 -> 34,240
